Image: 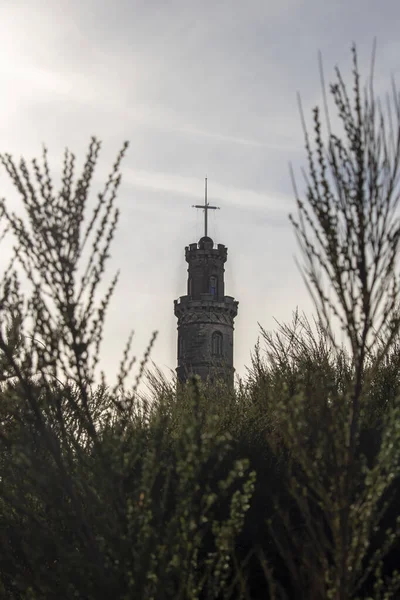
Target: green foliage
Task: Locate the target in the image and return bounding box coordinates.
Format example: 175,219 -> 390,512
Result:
267,44 -> 400,599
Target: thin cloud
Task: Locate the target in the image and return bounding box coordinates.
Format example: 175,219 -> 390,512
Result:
119,168 -> 293,213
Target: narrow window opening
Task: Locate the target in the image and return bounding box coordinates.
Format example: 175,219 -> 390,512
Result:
210,276 -> 217,296
178,334 -> 185,358
212,331 -> 223,356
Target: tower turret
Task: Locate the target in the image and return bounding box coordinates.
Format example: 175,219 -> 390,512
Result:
174,181 -> 238,387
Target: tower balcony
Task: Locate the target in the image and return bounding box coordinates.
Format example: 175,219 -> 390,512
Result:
174,294 -> 238,320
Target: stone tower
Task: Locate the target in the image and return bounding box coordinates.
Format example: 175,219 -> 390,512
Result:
174,180 -> 238,387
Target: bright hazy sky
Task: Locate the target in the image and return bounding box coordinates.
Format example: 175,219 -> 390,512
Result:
0,0 -> 399,385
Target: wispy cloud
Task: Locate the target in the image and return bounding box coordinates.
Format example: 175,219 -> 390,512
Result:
119,168 -> 293,213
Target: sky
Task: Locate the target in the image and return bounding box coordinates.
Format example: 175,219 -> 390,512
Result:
0,0 -> 399,387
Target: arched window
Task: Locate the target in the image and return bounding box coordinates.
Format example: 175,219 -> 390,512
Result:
188,277 -> 193,296
210,276 -> 217,296
212,331 -> 223,356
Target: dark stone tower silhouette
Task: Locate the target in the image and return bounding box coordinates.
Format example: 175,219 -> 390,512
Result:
174,179 -> 238,387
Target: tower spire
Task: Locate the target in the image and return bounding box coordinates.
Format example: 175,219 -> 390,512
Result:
193,177 -> 220,237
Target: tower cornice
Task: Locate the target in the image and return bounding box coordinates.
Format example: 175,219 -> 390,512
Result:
174,296 -> 238,321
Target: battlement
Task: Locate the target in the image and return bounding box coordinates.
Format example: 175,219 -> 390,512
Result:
175,294 -> 237,306
185,237 -> 227,263
174,295 -> 238,319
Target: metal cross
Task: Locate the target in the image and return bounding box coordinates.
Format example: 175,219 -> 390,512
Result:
193,177 -> 220,238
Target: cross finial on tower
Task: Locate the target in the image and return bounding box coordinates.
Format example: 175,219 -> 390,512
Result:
193,177 -> 220,237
